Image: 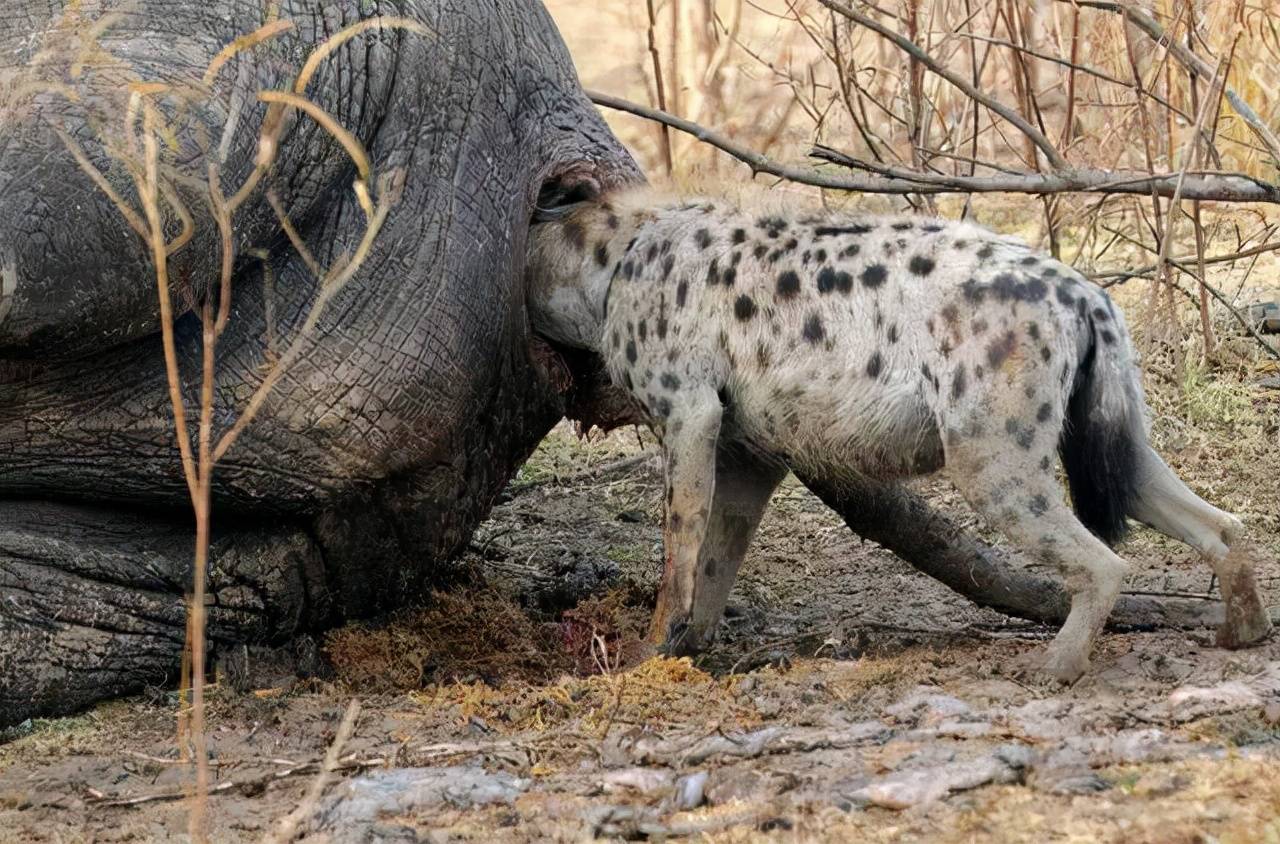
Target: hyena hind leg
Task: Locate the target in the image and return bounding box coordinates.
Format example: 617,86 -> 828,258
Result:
1128,445 -> 1272,648
946,431 -> 1126,684
649,387 -> 723,652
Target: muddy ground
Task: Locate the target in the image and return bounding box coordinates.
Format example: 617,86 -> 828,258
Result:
3,348 -> 1280,844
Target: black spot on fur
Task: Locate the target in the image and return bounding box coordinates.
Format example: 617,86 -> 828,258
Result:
606,213 -> 620,229
1093,307 -> 1110,321
971,317 -> 988,335
661,253 -> 675,280
923,223 -> 944,233
802,314 -> 825,344
892,221 -> 914,231
611,331 -> 620,349
758,216 -> 788,238
1020,255 -> 1039,266
776,270 -> 801,299
866,351 -> 884,378
951,364 -> 967,399
1040,455 -> 1053,473
753,244 -> 769,260
594,242 -> 610,267
563,220 -> 586,250
707,260 -> 721,285
1041,346 -> 1052,362
695,228 -> 714,249
626,340 -> 637,364
1027,322 -> 1041,341
734,295 -> 757,321
839,243 -> 861,260
816,267 -> 853,295
909,255 -> 936,276
646,243 -> 658,263
989,273 -> 1047,303
1055,283 -> 1075,307
887,323 -> 899,343
656,397 -> 672,418
621,261 -> 635,281
638,320 -> 647,342
814,224 -> 873,237
961,279 -> 985,303
722,267 -> 737,287
1028,494 -> 1049,516
676,280 -> 688,307
661,372 -> 681,390
657,316 -> 668,339
976,244 -> 994,260
1041,266 -> 1058,277
861,264 -> 888,289
1036,402 -> 1053,423
732,228 -> 747,244
986,330 -> 1018,369
1100,330 -> 1116,345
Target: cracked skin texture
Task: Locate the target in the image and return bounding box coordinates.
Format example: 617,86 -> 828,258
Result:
0,0 -> 642,725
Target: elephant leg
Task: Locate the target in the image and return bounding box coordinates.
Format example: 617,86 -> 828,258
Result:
796,473 -> 1230,633
0,501 -> 326,727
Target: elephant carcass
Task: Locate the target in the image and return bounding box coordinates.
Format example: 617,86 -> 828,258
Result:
0,0 -> 641,726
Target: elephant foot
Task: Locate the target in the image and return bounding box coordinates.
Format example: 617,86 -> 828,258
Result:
0,500 -> 325,728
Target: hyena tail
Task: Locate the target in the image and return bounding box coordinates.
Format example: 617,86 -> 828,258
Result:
1059,305 -> 1147,546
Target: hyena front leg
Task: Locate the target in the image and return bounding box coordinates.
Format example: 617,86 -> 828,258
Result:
671,443 -> 787,655
649,389 -> 723,651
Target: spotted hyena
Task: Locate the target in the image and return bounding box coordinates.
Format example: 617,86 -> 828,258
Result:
525,186 -> 1272,683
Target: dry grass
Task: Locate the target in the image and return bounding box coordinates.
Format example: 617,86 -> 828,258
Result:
325,587 -> 651,692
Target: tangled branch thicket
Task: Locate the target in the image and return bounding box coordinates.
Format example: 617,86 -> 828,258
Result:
7,6 -> 427,840
569,0 -> 1280,361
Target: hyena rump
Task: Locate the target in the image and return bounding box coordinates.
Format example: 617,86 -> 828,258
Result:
526,187 -> 1272,682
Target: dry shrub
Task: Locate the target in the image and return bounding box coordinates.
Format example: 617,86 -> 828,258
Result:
559,589 -> 651,675
324,587 -> 652,692
324,590 -> 573,691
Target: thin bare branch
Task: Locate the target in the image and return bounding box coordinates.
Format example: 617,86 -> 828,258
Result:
1068,0 -> 1280,168
815,0 -> 1068,169
586,89 -> 1280,202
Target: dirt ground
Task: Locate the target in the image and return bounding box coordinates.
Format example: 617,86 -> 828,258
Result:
3,340 -> 1280,843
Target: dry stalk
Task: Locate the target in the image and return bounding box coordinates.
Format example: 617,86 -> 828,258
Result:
262,699 -> 362,844
44,13 -> 427,841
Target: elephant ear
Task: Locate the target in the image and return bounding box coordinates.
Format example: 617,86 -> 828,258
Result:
532,176 -> 601,223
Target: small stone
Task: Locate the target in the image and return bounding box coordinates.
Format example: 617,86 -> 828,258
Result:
671,771 -> 708,810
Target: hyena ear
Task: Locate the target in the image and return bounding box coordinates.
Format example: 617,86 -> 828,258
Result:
532,177 -> 600,223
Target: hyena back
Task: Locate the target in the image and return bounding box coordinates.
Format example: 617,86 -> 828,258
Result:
526,188 -> 1271,683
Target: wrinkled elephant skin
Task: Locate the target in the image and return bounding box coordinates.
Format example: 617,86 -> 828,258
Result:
0,0 -> 641,726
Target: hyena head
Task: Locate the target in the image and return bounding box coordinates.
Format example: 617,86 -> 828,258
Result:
526,190 -> 629,351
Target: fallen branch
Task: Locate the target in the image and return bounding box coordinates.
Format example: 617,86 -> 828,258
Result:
92,755 -> 386,808
585,90 -> 1280,203
263,698 -> 362,844
508,452 -> 656,497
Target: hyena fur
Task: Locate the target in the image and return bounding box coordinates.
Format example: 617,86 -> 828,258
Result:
525,187 -> 1272,683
